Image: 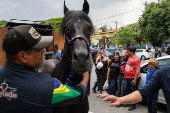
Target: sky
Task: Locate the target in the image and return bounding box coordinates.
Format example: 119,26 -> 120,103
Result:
0,0 -> 158,29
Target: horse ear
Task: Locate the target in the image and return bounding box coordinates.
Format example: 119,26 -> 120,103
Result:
82,0 -> 89,15
64,0 -> 69,15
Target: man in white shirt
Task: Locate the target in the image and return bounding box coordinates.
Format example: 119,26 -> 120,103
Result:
118,45 -> 125,61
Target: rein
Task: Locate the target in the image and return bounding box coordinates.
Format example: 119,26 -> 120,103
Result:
65,35 -> 90,85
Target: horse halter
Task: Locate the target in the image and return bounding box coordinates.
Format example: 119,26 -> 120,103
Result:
65,35 -> 90,85
65,35 -> 91,51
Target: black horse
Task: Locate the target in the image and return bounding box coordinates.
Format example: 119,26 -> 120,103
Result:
36,0 -> 93,113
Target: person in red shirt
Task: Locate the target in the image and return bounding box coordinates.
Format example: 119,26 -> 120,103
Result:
122,46 -> 141,111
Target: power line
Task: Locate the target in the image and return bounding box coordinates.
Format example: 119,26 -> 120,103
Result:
94,21 -> 123,27
94,6 -> 144,22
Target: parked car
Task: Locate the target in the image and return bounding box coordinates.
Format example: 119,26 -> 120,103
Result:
135,49 -> 153,60
105,48 -> 127,55
105,48 -> 118,55
90,48 -> 113,59
139,56 -> 170,104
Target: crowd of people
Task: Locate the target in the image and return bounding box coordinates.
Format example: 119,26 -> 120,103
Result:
91,45 -> 160,112
154,46 -> 170,58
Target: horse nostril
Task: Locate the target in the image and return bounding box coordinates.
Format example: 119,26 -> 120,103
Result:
73,52 -> 78,60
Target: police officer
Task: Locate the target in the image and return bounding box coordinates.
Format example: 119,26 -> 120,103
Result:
0,25 -> 89,113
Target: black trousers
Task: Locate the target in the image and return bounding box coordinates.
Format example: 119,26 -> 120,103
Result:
155,53 -> 158,58
116,75 -> 125,97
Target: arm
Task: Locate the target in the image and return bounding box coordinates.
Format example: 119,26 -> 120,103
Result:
132,59 -> 141,86
43,51 -> 53,55
138,70 -> 162,101
95,56 -> 101,64
107,57 -> 111,66
120,64 -> 126,74
52,72 -> 89,107
107,67 -> 111,79
100,91 -> 142,106
132,68 -> 140,86
80,71 -> 89,89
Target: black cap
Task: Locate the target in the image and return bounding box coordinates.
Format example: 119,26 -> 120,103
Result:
3,25 -> 53,54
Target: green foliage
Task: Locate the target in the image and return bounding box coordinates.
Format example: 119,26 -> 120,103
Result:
111,23 -> 141,46
44,17 -> 63,30
0,20 -> 7,27
138,0 -> 170,46
99,25 -> 108,32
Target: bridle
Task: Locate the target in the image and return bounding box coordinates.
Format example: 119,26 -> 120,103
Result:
65,35 -> 91,51
65,35 -> 91,85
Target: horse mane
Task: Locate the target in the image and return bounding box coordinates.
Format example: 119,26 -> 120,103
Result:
60,10 -> 93,35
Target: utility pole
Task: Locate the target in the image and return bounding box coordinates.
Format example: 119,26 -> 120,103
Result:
115,21 -> 118,47
116,21 -> 117,32
106,21 -> 122,48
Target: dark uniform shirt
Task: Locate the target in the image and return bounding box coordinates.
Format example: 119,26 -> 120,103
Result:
0,62 -> 85,113
138,63 -> 170,113
109,60 -> 120,79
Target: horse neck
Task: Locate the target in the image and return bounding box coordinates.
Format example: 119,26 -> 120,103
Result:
51,43 -> 71,84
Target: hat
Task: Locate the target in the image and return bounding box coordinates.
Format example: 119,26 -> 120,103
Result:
147,58 -> 159,69
3,25 -> 53,54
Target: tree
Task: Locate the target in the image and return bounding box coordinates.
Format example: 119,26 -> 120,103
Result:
0,20 -> 7,27
99,25 -> 108,32
138,0 -> 170,46
110,23 -> 141,48
44,17 -> 63,30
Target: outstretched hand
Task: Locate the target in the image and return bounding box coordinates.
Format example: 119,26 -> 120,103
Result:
99,93 -> 110,98
100,94 -> 122,107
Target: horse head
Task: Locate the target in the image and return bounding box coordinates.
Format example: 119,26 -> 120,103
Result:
61,0 -> 93,74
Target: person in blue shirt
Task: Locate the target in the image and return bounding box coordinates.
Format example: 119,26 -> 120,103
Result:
44,44 -> 62,61
145,58 -> 159,113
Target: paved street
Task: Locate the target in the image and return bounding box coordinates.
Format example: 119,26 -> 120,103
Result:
88,60 -> 167,113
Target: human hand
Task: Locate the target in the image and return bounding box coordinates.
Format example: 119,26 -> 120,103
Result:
102,95 -> 121,107
107,75 -> 109,79
131,80 -> 136,86
99,93 -> 110,98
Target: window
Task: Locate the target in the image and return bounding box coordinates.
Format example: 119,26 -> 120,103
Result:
140,64 -> 148,73
146,50 -> 151,52
158,58 -> 170,68
108,50 -> 115,54
136,50 -> 143,53
140,58 -> 170,73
